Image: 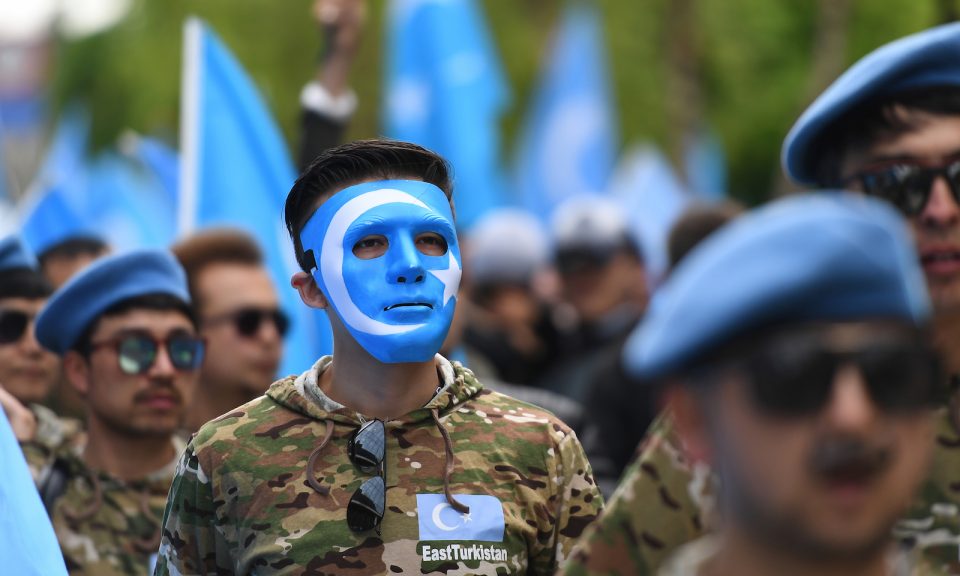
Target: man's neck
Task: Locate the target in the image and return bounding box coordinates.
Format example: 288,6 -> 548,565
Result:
933,312 -> 960,431
83,418 -> 176,482
322,342 -> 442,420
707,529 -> 892,576
935,311 -> 960,375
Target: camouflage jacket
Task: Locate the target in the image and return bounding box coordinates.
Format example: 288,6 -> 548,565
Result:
154,355 -> 603,575
22,403 -> 85,485
562,407 -> 960,576
654,536 -> 940,576
48,438 -> 184,576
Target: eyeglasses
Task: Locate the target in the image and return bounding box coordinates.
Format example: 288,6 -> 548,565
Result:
204,308 -> 290,338
0,310 -> 31,344
845,158 -> 960,216
88,333 -> 205,375
346,419 -> 386,533
732,333 -> 942,417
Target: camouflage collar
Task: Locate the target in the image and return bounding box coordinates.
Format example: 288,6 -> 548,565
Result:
266,354 -> 485,427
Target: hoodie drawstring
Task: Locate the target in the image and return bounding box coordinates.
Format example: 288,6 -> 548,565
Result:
306,412 -> 470,516
430,408 -> 469,515
306,419 -> 336,496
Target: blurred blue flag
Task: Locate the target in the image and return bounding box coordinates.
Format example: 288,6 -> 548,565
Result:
180,18 -> 331,376
514,2 -> 618,222
19,109 -> 178,254
384,0 -> 510,230
0,407 -> 68,575
608,145 -> 690,283
684,129 -> 728,201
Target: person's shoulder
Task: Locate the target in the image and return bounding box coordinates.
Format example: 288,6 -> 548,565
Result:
465,382 -> 576,438
190,376 -> 298,451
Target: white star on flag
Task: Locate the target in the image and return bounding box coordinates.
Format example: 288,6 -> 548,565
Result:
429,252 -> 461,306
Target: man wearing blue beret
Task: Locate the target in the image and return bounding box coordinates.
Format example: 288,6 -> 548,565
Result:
568,195 -> 941,575
26,249 -> 205,576
0,236 -> 83,481
566,22 -> 960,576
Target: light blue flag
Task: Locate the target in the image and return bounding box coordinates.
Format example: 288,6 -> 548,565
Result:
684,129 -> 728,201
384,0 -> 510,230
18,107 -> 98,254
84,151 -> 178,249
514,2 -> 618,223
608,145 -> 690,283
416,494 -> 505,542
126,134 -> 180,208
180,18 -> 331,375
0,407 -> 68,574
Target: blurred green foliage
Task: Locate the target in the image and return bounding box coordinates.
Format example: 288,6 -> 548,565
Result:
50,0 -> 952,204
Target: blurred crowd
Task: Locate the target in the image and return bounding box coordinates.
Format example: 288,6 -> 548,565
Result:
3,2 -> 960,576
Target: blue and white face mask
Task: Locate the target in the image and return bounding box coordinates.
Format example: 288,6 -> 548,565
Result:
299,180 -> 461,363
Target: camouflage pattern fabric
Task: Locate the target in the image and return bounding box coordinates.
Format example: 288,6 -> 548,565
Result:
563,408 -> 960,576
654,536 -> 944,576
47,438 -> 183,576
896,408 -> 960,574
561,412 -> 713,576
155,355 -> 603,575
22,403 -> 85,484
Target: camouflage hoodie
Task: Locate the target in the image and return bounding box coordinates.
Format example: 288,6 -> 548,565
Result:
154,356 -> 602,575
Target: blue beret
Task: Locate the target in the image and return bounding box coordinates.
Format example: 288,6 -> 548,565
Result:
623,193 -> 930,380
35,249 -> 191,355
0,236 -> 38,272
783,22 -> 960,185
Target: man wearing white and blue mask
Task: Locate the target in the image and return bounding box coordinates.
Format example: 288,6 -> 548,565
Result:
155,139 -> 603,576
299,178 -> 461,364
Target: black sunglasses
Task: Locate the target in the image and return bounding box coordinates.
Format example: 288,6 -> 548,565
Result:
846,159 -> 960,216
346,419 -> 387,534
736,333 -> 942,417
88,333 -> 206,375
0,310 -> 30,345
205,308 -> 290,338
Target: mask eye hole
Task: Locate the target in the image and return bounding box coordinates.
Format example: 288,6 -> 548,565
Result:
353,235 -> 388,259
415,233 -> 448,256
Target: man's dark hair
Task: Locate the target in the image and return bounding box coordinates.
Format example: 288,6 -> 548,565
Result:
811,86 -> 960,186
171,228 -> 264,311
0,268 -> 54,300
71,293 -> 198,355
285,139 -> 454,272
667,201 -> 743,270
37,236 -> 109,268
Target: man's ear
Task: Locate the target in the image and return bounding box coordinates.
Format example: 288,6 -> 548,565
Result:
665,383 -> 713,465
62,351 -> 90,397
291,271 -> 329,309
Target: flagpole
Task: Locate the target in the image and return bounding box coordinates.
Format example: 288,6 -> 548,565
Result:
178,17 -> 203,237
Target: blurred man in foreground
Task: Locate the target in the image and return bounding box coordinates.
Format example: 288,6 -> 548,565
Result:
172,228 -> 285,432
565,22 -> 960,576
569,195 -> 940,575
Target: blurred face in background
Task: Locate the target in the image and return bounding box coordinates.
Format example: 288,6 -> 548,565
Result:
674,321 -> 937,561
0,296 -> 60,404
197,263 -> 284,395
556,245 -> 646,324
64,308 -> 200,437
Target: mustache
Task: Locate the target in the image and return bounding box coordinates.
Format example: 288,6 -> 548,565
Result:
133,383 -> 183,405
809,437 -> 892,482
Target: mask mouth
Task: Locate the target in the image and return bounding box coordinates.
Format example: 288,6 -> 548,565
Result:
383,302 -> 434,311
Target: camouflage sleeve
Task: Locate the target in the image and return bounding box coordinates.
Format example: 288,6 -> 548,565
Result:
534,426 -> 604,574
154,442 -> 230,575
560,412 -> 713,576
